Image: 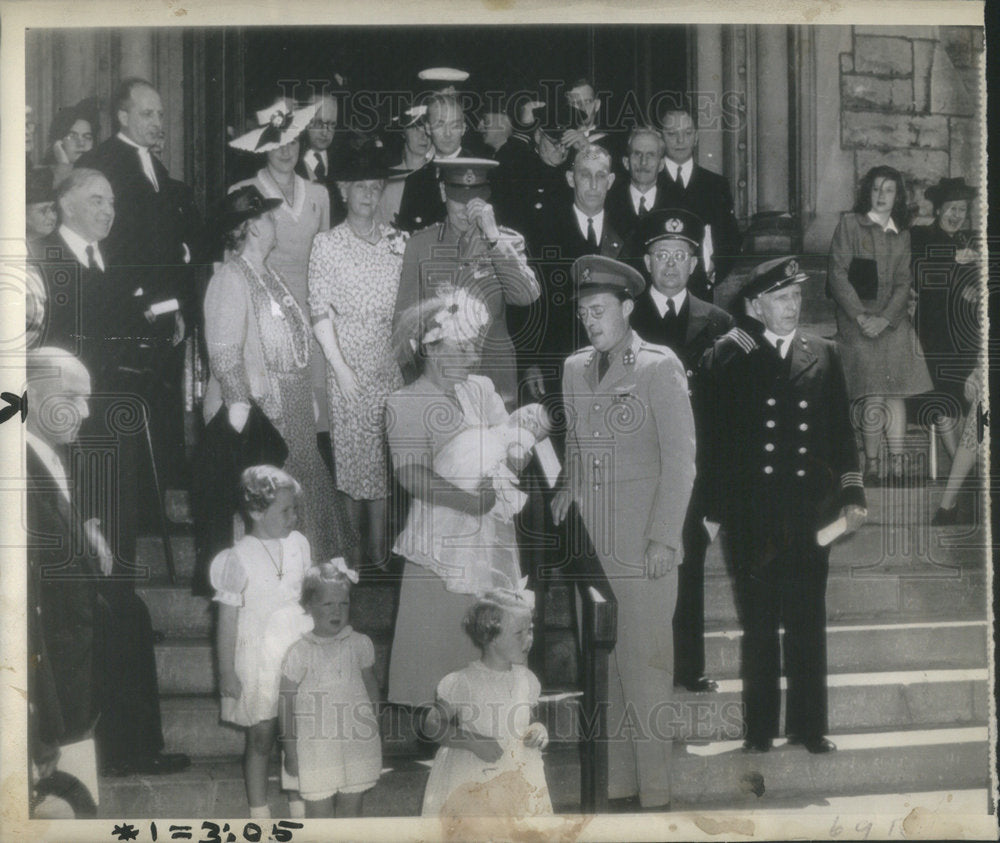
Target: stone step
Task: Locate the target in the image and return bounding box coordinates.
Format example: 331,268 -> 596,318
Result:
672,726 -> 990,805
95,727 -> 988,818
160,660 -> 987,759
154,617 -> 987,697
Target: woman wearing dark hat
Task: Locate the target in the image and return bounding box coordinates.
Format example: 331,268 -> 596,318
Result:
910,178 -> 981,523
308,146 -> 409,568
25,167 -> 57,255
828,165 -> 932,485
44,100 -> 99,186
375,106 -> 433,228
196,185 -> 349,587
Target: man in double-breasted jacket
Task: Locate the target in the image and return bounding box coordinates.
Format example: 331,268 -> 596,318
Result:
553,255 -> 696,809
700,256 -> 867,754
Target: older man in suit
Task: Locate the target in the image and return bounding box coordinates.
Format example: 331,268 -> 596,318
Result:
31,173 -> 189,778
631,209 -> 734,693
75,77 -> 200,491
606,126 -> 671,241
26,349 -> 102,816
700,257 -> 867,754
553,255 -> 696,809
659,109 -> 741,299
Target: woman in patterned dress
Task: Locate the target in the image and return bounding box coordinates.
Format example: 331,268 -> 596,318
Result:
309,148 -> 409,568
202,185 -> 349,564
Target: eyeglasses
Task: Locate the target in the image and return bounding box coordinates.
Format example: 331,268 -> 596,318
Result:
310,120 -> 337,132
650,249 -> 692,264
67,131 -> 93,143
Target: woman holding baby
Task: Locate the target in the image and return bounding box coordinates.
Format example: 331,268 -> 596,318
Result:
385,289 -> 548,707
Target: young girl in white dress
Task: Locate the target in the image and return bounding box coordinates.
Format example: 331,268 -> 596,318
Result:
210,465 -> 316,819
421,585 -> 553,817
279,559 -> 382,818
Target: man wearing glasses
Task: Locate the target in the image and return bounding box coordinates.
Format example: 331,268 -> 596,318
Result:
296,93 -> 348,224
631,209 -> 734,695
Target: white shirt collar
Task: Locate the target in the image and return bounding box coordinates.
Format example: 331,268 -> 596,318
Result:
629,182 -> 657,214
764,328 -> 796,358
117,131 -> 150,153
26,430 -> 70,500
572,205 -> 604,243
58,224 -> 105,270
663,157 -> 694,186
866,210 -> 899,234
649,286 -> 687,318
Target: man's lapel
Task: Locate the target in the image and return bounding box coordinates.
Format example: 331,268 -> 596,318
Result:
788,333 -> 818,382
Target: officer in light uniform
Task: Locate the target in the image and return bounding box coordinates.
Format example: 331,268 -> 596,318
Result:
700,256 -> 867,755
392,157 -> 539,407
552,255 -> 696,809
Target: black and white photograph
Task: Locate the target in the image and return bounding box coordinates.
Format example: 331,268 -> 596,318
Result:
2,1 -> 995,839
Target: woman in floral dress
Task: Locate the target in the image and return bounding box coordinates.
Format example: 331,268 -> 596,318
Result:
309,149 -> 408,568
202,185 -> 348,564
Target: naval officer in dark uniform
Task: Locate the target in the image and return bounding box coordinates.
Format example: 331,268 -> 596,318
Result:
699,256 -> 867,754
631,208 -> 733,693
552,255 -> 696,808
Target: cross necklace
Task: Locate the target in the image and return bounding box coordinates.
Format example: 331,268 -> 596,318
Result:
255,535 -> 284,580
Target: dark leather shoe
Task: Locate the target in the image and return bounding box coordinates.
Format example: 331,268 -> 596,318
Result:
741,739 -> 771,754
788,735 -> 837,754
129,753 -> 191,775
675,676 -> 719,693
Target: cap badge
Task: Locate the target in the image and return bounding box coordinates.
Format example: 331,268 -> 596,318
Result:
461,169 -> 476,185
581,267 -> 592,283
785,259 -> 799,277
665,218 -> 683,233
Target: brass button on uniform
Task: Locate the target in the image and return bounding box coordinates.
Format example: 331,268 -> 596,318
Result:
763,465 -> 774,474
766,420 -> 776,429
799,423 -> 808,431
766,398 -> 776,406
796,469 -> 806,477
765,443 -> 775,452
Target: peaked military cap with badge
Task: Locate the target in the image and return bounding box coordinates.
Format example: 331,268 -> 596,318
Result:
571,254 -> 645,299
740,255 -> 809,300
436,157 -> 498,203
638,208 -> 705,250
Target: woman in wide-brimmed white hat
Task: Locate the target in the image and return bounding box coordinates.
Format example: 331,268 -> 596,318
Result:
229,98 -> 335,444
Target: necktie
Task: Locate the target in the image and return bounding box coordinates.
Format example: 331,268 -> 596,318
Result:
314,154 -> 326,180
666,297 -> 676,319
138,148 -> 159,191
776,338 -> 784,358
586,217 -> 598,251
597,351 -> 610,381
674,167 -> 685,189
85,244 -> 99,271
638,195 -> 648,216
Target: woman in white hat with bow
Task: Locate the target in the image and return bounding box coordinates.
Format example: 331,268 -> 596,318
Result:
229,98 -> 334,441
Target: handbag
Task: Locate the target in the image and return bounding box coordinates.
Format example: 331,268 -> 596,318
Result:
847,257 -> 878,301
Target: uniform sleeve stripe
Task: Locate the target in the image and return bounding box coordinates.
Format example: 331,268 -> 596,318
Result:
841,472 -> 864,488
726,328 -> 756,353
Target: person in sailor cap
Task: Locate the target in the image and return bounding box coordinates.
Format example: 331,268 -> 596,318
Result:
392,157 -> 540,407
699,255 -> 867,755
631,207 -> 734,694
396,69 -> 480,232
552,254 -> 695,809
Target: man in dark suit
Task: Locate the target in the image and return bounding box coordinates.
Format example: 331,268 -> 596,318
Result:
700,257 -> 867,754
75,77 -> 199,492
32,175 -> 189,778
295,93 -> 349,226
659,109 -> 741,299
522,143 -> 625,413
26,349 -> 102,816
396,93 -> 480,232
606,126 -> 671,244
631,209 -> 734,693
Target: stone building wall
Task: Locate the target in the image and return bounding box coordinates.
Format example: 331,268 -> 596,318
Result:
838,25 -> 983,224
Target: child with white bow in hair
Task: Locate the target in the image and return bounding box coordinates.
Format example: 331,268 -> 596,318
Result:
278,558 -> 381,818
421,580 -> 553,817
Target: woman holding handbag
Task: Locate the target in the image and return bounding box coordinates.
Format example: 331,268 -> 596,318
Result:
193,185 -> 352,592
827,165 -> 932,485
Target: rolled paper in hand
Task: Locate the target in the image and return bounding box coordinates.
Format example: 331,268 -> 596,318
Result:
535,437 -> 562,488
817,516 -> 847,547
148,298 -> 180,317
